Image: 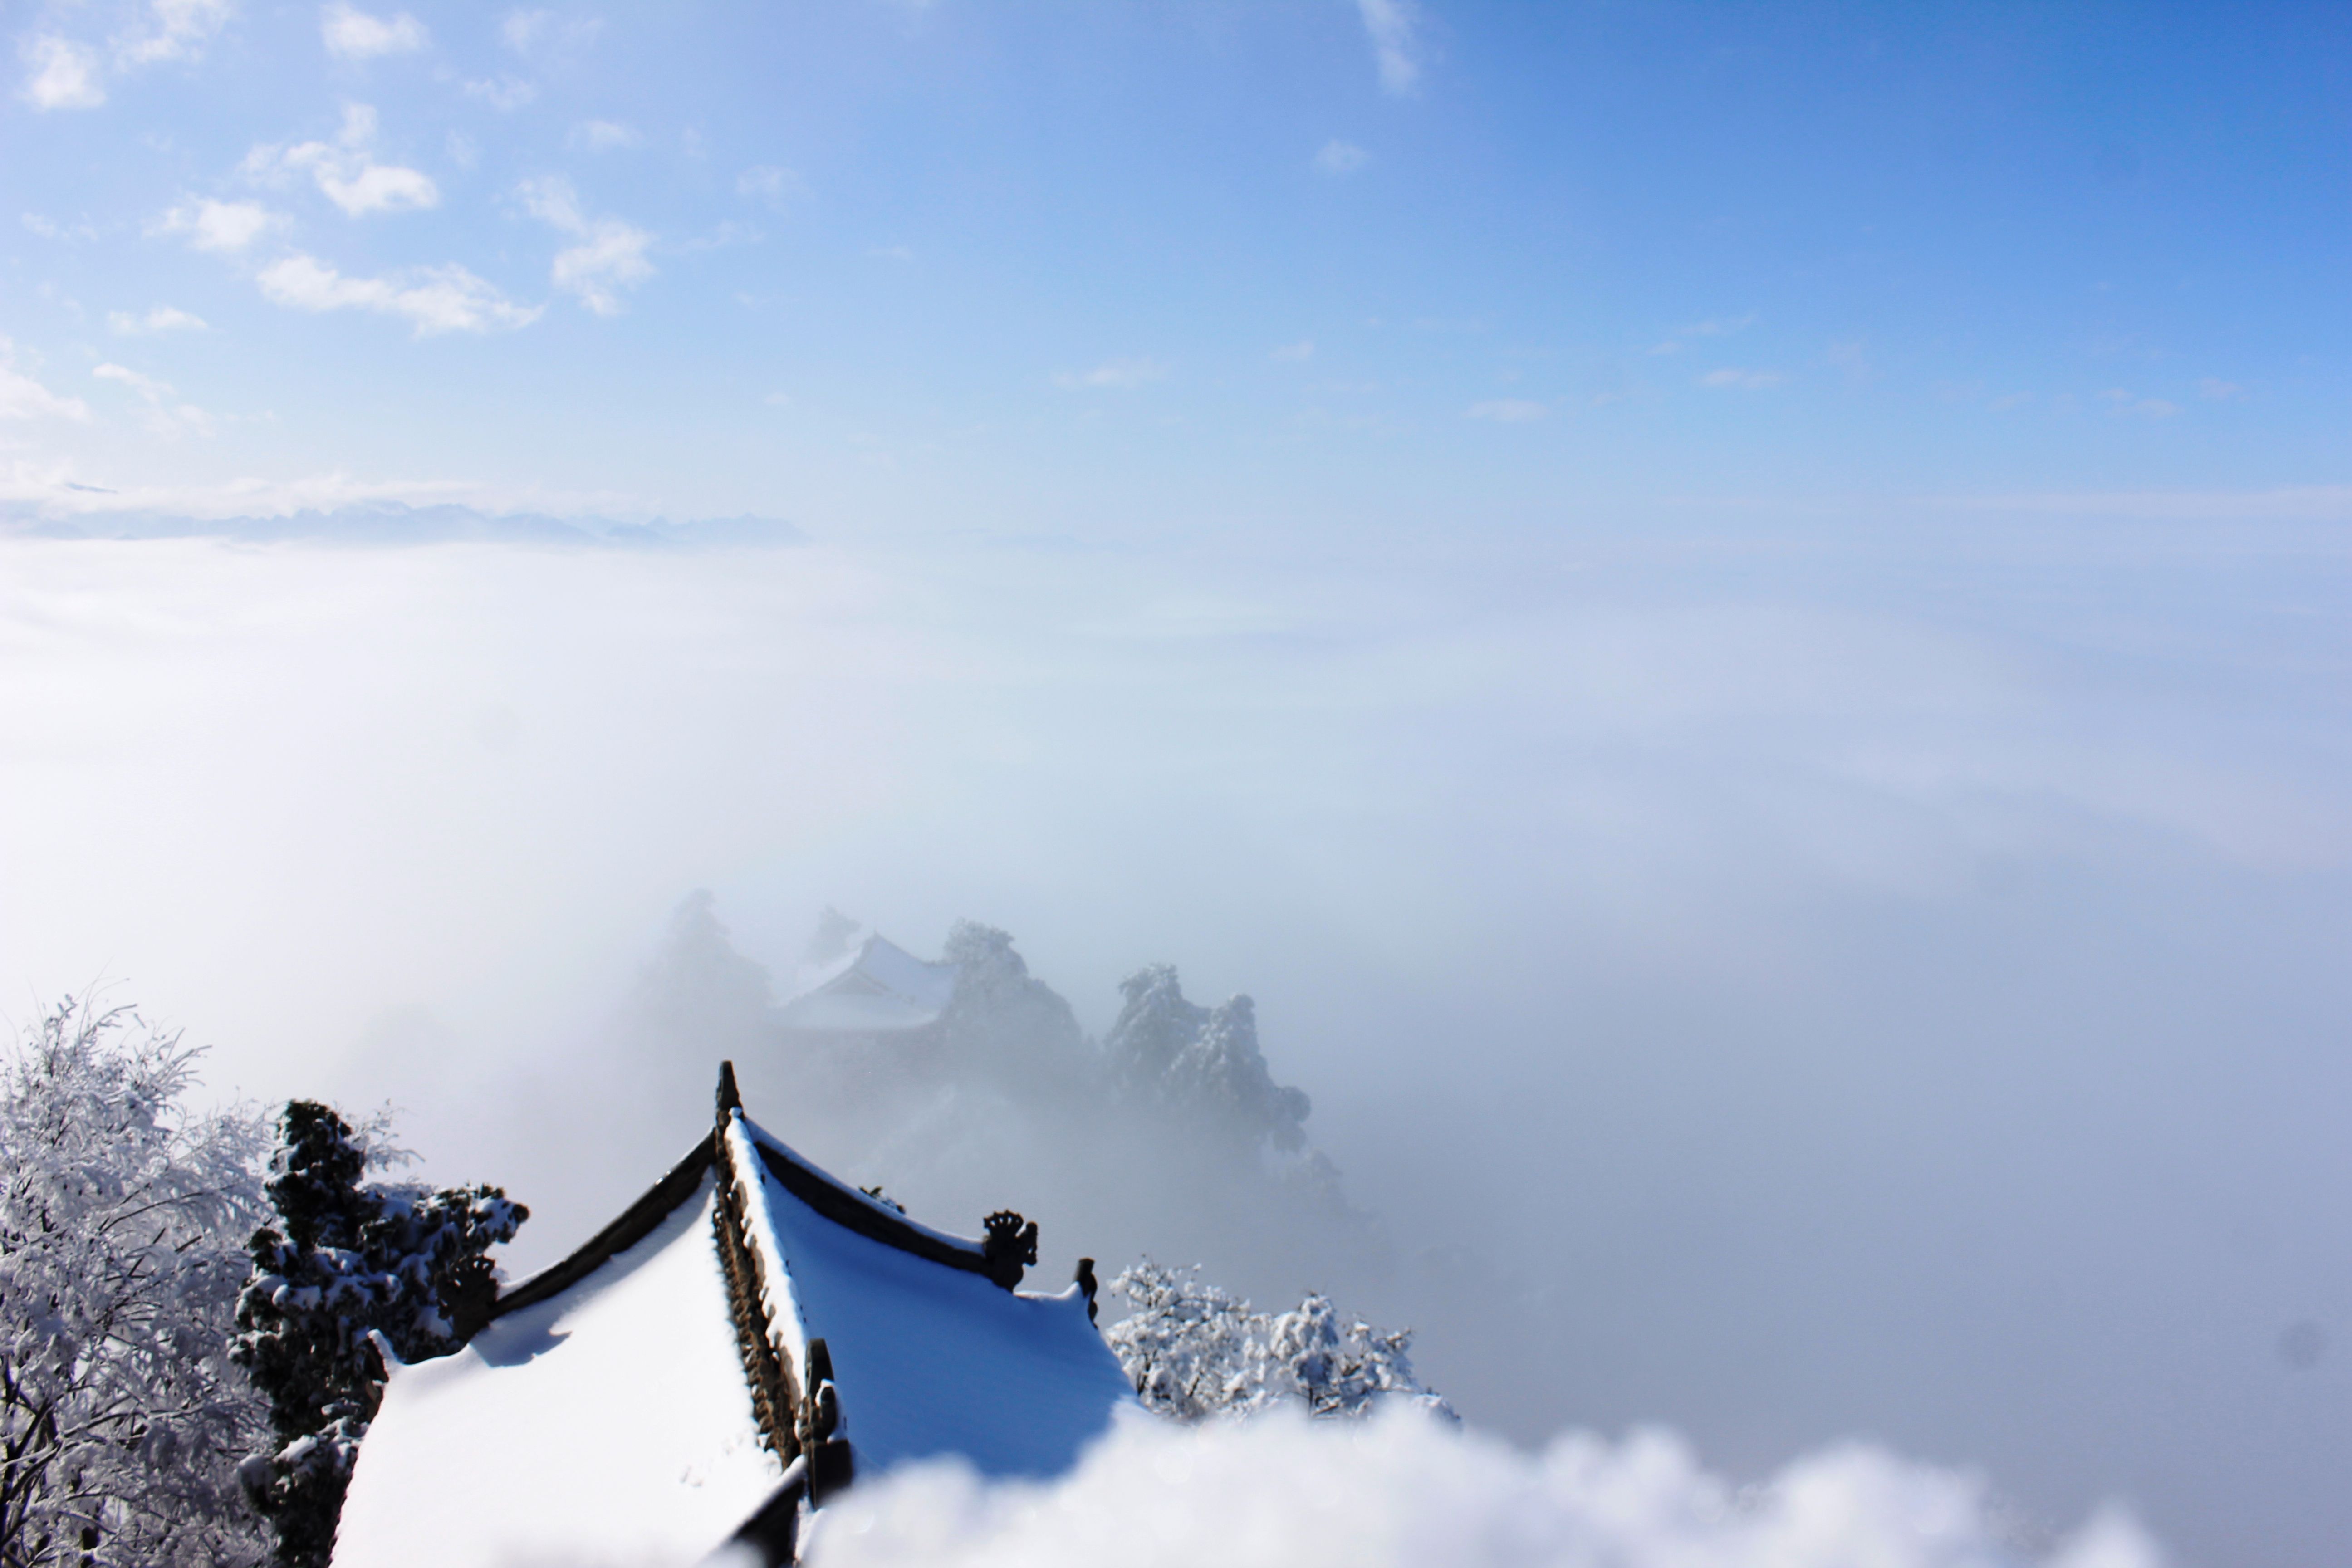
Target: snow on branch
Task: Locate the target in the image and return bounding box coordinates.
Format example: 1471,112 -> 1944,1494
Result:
1103,1260 -> 1452,1425
0,994 -> 273,1567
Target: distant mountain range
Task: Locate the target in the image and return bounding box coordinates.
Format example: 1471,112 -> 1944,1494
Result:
0,500 -> 804,549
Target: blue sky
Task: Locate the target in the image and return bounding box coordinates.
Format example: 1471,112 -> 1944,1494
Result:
5,0 -> 2348,534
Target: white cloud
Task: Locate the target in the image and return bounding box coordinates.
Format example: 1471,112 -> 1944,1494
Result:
257,252 -> 542,335
500,8 -> 597,54
20,35 -> 105,110
1700,368 -> 1784,390
569,119 -> 641,151
868,245 -> 915,263
252,104 -> 440,217
804,1409 -> 2161,1568
1271,341 -> 1314,363
1826,338 -> 1873,385
154,197 -> 282,253
93,363 -> 212,437
109,305 -> 210,335
1055,358 -> 1168,390
1354,0 -> 1423,95
737,165 -> 803,205
519,177 -> 656,315
114,0 -> 233,67
1313,139 -> 1369,175
2199,377 -> 2245,402
22,212 -> 97,241
0,340 -> 92,421
0,466 -> 630,520
321,4 -> 428,60
2098,388 -> 2181,420
502,9 -> 552,51
463,76 -> 536,110
1466,398 -> 1547,422
1651,314 -> 1757,354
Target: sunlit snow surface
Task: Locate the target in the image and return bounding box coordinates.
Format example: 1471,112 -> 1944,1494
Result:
733,1116 -> 1137,1479
332,1176 -> 782,1568
333,1128 -> 1135,1567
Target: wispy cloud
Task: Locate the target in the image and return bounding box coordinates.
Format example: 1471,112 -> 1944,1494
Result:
501,8 -> 599,55
154,197 -> 283,253
1466,398 -> 1547,422
569,119 -> 641,152
2199,378 -> 2245,402
321,4 -> 427,60
93,363 -> 212,437
0,467 -> 638,521
463,76 -> 536,110
1271,341 -> 1315,363
502,10 -> 551,51
1313,139 -> 1369,176
109,305 -> 209,335
519,177 -> 655,315
20,1 -> 235,107
115,0 -> 233,68
19,36 -> 104,110
1355,0 -> 1423,95
1650,314 -> 1757,355
246,104 -> 439,218
1055,357 -> 1168,390
2099,388 -> 2181,419
0,339 -> 92,421
257,253 -> 542,335
737,165 -> 804,206
1700,368 -> 1784,390
21,213 -> 97,242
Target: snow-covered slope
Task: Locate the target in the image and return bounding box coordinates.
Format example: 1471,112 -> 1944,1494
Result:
332,1173 -> 781,1568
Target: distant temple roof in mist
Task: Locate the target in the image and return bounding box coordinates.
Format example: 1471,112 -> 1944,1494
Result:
778,931 -> 960,1034
329,1065 -> 1131,1568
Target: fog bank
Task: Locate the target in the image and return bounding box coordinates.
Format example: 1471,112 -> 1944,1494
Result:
801,1409 -> 2158,1568
2,514 -> 2346,1564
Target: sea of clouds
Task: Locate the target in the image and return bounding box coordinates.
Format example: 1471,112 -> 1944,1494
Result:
4,512 -> 2346,1563
799,1409 -> 2158,1568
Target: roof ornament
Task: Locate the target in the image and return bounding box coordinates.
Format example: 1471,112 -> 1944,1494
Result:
716,1060 -> 743,1119
981,1210 -> 1039,1290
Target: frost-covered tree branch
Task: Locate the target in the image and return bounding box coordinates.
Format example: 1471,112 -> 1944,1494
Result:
1104,1260 -> 1453,1425
0,995 -> 272,1568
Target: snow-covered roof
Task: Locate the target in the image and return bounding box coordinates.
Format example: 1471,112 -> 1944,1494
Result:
331,1068 -> 1134,1568
778,933 -> 960,1034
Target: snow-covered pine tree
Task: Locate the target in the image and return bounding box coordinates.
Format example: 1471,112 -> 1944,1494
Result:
1104,1260 -> 1453,1424
231,1102 -> 526,1568
0,995 -> 273,1568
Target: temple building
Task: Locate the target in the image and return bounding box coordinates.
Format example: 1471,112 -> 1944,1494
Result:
777,929 -> 960,1037
329,1065 -> 1133,1568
